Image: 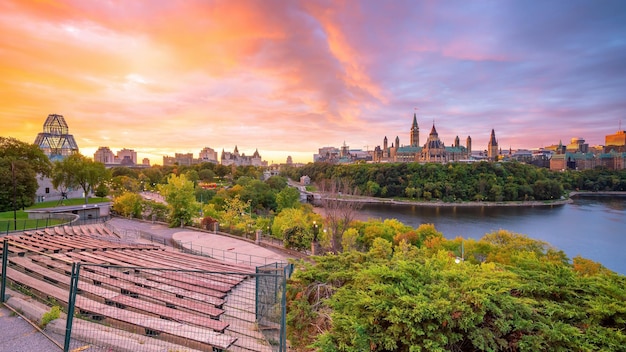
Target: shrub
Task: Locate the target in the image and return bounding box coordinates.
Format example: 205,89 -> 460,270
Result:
40,305 -> 61,328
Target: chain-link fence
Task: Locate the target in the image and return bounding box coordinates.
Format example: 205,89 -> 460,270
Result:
256,262 -> 294,351
1,233 -> 292,352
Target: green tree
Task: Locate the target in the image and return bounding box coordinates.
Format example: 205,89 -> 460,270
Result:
276,186 -> 300,211
93,182 -> 109,198
109,175 -> 140,196
51,153 -> 109,204
140,167 -> 164,188
0,137 -> 51,212
143,199 -> 168,222
265,175 -> 288,191
532,179 -> 563,200
366,180 -> 381,196
184,169 -> 199,186
158,174 -> 199,227
111,166 -> 138,178
198,168 -> 216,182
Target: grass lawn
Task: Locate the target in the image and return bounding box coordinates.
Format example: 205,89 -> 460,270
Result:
26,197 -> 109,209
0,197 -> 109,232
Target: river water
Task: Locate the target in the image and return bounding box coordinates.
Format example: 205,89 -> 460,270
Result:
353,195 -> 626,275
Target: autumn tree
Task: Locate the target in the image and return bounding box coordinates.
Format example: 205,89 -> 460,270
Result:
287,242 -> 626,352
271,206 -> 322,249
219,194 -> 251,234
112,192 -> 143,218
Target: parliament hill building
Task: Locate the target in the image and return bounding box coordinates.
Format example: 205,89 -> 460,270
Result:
373,113 -> 496,163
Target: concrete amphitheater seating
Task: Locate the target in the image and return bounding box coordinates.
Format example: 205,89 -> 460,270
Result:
1,224 -> 276,352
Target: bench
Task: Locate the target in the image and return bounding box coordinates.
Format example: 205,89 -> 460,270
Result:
5,266 -> 237,350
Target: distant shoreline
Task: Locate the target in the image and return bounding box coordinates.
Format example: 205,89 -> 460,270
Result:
568,191 -> 626,198
315,191 -> 626,208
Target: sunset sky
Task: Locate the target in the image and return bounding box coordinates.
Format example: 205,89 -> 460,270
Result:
1,1 -> 625,164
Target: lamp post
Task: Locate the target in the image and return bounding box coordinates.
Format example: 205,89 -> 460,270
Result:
311,221 -> 320,255
12,161 -> 17,231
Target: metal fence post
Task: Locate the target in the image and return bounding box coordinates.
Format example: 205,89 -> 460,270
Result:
64,262 -> 81,352
1,239 -> 8,302
255,266 -> 259,322
280,265 -> 288,352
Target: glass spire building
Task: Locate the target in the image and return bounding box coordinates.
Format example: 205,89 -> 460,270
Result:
33,114 -> 79,160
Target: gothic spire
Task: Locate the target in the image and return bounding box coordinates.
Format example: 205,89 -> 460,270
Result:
430,123 -> 438,136
489,129 -> 497,145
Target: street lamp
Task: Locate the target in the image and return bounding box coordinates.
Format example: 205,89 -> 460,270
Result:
11,161 -> 17,231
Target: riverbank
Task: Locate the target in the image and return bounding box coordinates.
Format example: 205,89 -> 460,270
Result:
320,195 -> 573,207
568,191 -> 626,197
316,191 -> 626,208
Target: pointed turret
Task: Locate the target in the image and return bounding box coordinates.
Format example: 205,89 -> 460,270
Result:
429,124 -> 438,136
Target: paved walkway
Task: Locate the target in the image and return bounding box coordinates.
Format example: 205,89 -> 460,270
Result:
0,305 -> 62,352
172,230 -> 288,266
107,218 -> 291,265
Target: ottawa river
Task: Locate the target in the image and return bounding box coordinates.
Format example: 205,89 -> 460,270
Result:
353,195 -> 626,275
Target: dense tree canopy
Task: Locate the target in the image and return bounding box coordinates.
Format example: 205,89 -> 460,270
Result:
0,137 -> 52,211
287,231 -> 626,352
282,161 -> 626,202
52,153 -> 110,204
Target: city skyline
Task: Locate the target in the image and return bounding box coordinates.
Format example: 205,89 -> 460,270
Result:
1,1 -> 625,164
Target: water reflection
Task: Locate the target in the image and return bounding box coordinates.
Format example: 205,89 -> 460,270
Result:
354,195 -> 626,275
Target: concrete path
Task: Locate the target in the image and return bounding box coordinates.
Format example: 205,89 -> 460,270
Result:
0,305 -> 62,352
172,231 -> 287,266
107,218 -> 289,266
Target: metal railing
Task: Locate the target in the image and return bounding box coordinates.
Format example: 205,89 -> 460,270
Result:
174,239 -> 282,267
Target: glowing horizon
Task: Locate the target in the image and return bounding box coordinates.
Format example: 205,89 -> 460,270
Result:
2,1 -> 625,164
